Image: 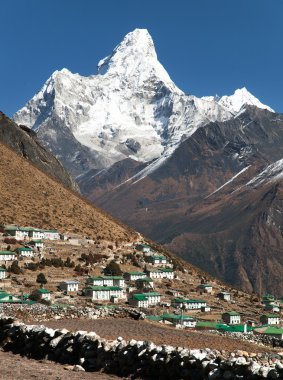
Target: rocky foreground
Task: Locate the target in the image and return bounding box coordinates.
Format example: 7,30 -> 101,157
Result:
1,317 -> 283,379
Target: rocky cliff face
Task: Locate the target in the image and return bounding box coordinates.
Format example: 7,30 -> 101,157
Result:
0,112 -> 78,191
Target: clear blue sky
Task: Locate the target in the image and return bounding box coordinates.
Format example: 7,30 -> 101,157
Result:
1,0 -> 282,116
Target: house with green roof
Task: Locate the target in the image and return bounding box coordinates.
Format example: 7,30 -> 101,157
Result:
28,229 -> 45,240
129,293 -> 150,308
136,277 -> 154,289
84,286 -> 125,301
4,226 -> 31,240
161,313 -> 197,328
253,326 -> 283,339
147,255 -> 168,266
146,268 -> 174,280
136,243 -> 151,253
0,267 -> 7,280
260,314 -> 280,325
32,288 -> 51,301
0,251 -> 16,261
28,240 -> 44,250
129,292 -> 161,307
171,298 -> 207,310
124,272 -> 147,281
262,294 -> 275,305
0,292 -> 22,303
222,311 -> 241,325
197,283 -> 213,294
86,276 -> 125,288
16,247 -> 34,258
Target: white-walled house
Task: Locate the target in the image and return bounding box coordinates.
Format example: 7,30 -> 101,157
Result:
86,276 -> 125,288
0,251 -> 16,261
28,240 -> 44,250
147,255 -> 168,266
136,277 -> 154,289
28,229 -> 45,240
129,294 -> 150,308
222,312 -> 241,325
16,247 -> 34,258
59,280 -> 79,293
217,292 -> 231,301
162,314 -> 197,328
32,288 -> 51,301
197,284 -> 213,293
85,286 -> 125,301
5,227 -> 30,240
43,230 -> 60,240
260,314 -> 280,325
0,267 -> 7,279
147,268 -> 174,280
171,298 -> 207,310
136,244 -> 151,253
124,272 -> 147,281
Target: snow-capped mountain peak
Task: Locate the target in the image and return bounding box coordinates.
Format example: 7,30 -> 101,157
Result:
202,87 -> 274,114
97,28 -> 181,93
218,87 -> 274,113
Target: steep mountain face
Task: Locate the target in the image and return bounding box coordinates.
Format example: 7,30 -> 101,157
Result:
0,112 -> 78,191
14,28 -> 263,178
77,107 -> 283,295
13,28 -> 282,294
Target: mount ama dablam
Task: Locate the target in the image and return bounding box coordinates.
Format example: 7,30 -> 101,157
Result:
14,29 -> 283,295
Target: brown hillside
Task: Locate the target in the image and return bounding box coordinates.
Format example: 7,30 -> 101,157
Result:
0,142 -> 137,244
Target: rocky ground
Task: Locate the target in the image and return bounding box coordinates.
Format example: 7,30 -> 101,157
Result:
0,350 -> 123,380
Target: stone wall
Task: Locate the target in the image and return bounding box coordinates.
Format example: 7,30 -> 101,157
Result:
0,317 -> 283,379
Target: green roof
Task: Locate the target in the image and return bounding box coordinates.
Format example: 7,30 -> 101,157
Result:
17,247 -> 33,251
141,292 -> 160,297
261,314 -> 279,318
36,288 -> 50,294
173,298 -> 206,304
222,311 -> 240,316
87,276 -> 123,281
161,313 -> 196,321
150,255 -> 167,260
0,267 -> 6,272
136,243 -> 151,248
86,286 -> 123,291
0,251 -> 15,255
29,240 -> 42,244
198,283 -> 212,287
132,294 -> 149,301
125,272 -> 146,276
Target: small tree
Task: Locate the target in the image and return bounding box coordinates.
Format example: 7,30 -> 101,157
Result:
36,272 -> 47,285
104,260 -> 122,276
10,261 -> 21,275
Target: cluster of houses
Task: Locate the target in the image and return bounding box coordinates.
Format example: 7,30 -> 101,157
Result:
3,225 -> 60,241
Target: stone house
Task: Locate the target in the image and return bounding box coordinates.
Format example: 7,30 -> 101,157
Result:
32,288 -> 51,301
86,276 -> 125,288
136,243 -> 151,253
147,255 -> 168,266
161,314 -> 197,328
129,294 -> 150,308
197,284 -> 213,293
136,277 -> 154,289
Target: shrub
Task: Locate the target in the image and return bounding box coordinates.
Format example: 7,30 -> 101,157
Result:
36,272 -> 47,285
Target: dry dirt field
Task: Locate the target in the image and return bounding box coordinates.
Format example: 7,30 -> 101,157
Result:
44,318 -> 275,353
0,350 -> 124,380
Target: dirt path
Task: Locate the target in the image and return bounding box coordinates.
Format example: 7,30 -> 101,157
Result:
0,350 -> 124,380
44,318 -> 274,353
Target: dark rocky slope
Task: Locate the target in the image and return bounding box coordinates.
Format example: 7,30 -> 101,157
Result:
0,112 -> 78,191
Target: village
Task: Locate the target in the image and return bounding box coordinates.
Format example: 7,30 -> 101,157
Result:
0,224 -> 282,343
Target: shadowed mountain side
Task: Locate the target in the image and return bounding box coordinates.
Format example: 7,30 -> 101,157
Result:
0,141 -> 137,244
0,112 -> 78,191
79,107 -> 283,294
